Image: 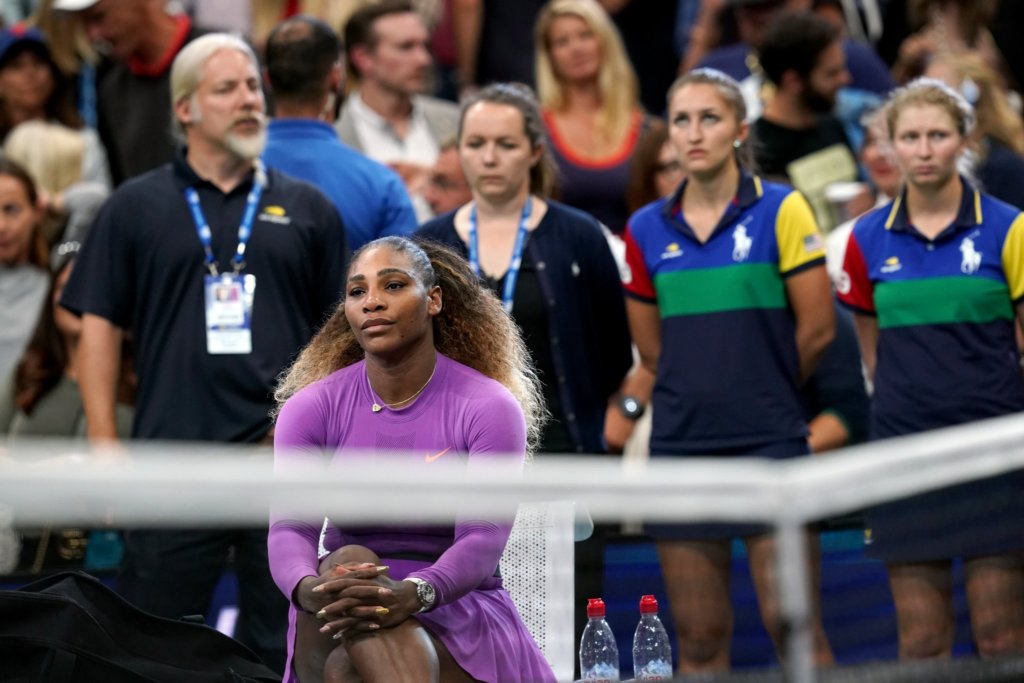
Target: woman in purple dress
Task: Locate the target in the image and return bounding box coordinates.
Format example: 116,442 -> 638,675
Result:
269,237 -> 554,683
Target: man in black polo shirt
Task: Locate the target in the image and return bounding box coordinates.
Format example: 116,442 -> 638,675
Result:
61,33 -> 347,672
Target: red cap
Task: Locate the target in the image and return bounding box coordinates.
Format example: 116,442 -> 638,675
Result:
639,594 -> 658,614
586,597 -> 606,618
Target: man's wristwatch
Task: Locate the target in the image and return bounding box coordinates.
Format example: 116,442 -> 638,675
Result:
404,577 -> 436,613
617,394 -> 645,420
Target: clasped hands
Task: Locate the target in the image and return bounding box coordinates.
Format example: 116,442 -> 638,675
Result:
296,561 -> 422,642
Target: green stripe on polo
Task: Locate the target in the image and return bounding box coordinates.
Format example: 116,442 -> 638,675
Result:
875,276 -> 1013,328
654,263 -> 786,318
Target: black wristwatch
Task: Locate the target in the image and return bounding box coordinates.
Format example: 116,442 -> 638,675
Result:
617,394 -> 645,420
404,577 -> 436,613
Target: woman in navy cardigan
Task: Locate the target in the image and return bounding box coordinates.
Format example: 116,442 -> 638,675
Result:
417,83 -> 633,661
417,82 -> 632,457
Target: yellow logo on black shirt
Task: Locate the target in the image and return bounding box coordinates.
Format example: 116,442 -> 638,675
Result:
259,205 -> 291,225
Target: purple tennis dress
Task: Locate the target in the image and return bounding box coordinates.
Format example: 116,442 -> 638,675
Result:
269,353 -> 555,683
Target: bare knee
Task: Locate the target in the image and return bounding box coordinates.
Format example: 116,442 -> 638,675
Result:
345,620 -> 440,683
975,626 -> 1024,658
676,619 -> 731,669
899,622 -> 952,660
324,645 -> 361,683
966,556 -> 1024,658
657,540 -> 733,671
896,598 -> 953,659
972,605 -> 1024,657
889,562 -> 954,660
319,545 -> 380,573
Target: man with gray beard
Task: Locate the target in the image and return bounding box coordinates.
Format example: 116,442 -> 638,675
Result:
60,33 -> 346,673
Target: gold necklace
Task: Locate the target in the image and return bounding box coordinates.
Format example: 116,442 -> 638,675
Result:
368,363 -> 437,413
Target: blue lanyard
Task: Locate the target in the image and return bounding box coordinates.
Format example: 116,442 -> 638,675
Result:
468,197 -> 532,313
185,161 -> 266,276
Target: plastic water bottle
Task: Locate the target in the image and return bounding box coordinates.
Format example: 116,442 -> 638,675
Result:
632,595 -> 672,680
579,597 -> 620,682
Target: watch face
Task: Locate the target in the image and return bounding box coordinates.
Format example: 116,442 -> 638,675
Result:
418,580 -> 436,608
620,395 -> 643,419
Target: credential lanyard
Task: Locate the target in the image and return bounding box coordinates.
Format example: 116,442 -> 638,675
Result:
468,196 -> 532,313
185,162 -> 266,276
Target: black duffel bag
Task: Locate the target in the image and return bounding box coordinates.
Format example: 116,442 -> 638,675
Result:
0,571 -> 281,682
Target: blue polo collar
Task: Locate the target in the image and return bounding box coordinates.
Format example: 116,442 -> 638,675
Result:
884,176 -> 983,239
662,169 -> 764,239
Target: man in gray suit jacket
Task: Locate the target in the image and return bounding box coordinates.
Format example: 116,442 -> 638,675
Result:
337,0 -> 459,221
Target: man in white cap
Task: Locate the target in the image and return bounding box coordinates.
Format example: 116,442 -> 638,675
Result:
54,0 -> 206,185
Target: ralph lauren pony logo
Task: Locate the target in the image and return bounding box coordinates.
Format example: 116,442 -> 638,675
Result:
959,236 -> 981,274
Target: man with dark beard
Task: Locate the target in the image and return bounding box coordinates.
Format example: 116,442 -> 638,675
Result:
60,33 -> 346,673
751,10 -> 854,182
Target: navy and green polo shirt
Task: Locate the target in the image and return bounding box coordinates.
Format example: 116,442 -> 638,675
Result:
623,172 -> 826,453
838,178 -> 1024,439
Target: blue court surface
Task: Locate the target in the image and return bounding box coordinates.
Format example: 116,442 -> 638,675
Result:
603,528 -> 974,676
2,527 -> 977,679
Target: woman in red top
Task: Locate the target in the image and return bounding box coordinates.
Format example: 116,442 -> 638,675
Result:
534,0 -> 648,235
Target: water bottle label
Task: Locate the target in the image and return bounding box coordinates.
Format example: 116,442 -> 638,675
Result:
635,659 -> 672,680
581,663 -> 620,682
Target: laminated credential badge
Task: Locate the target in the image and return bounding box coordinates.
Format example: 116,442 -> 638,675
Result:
204,273 -> 255,354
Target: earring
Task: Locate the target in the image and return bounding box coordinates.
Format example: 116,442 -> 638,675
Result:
733,139 -> 742,149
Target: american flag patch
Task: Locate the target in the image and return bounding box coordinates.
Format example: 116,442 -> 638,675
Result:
803,234 -> 823,252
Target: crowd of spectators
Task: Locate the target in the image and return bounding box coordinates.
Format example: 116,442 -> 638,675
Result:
1,0 -> 1023,679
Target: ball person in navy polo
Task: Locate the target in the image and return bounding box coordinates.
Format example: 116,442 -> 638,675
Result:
838,78 -> 1024,661
622,69 -> 836,673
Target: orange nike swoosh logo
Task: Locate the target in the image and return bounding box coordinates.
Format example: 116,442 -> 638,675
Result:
425,447 -> 451,463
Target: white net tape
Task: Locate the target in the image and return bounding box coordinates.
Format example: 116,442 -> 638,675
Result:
2,411 -> 1024,682
2,411 -> 1024,527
